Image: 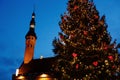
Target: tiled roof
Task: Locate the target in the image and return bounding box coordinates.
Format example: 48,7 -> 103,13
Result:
19,57 -> 57,74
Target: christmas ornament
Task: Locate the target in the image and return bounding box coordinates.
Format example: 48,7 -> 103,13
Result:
72,53 -> 77,58
74,5 -> 79,10
104,46 -> 108,50
93,61 -> 98,66
76,64 -> 79,69
83,31 -> 88,35
60,35 -> 64,39
108,55 -> 113,61
94,14 -> 99,19
112,65 -> 115,69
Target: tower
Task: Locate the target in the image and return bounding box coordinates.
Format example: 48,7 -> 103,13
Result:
24,12 -> 37,64
12,11 -> 59,80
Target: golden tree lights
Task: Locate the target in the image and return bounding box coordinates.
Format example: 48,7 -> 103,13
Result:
52,0 -> 120,79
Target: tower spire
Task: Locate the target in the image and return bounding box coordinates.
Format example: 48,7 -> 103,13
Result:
24,11 -> 37,64
25,11 -> 37,39
30,11 -> 35,28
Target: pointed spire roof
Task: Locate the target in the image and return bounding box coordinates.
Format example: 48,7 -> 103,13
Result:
25,11 -> 37,39
30,12 -> 35,27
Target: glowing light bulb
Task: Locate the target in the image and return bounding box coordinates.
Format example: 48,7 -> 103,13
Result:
16,69 -> 19,76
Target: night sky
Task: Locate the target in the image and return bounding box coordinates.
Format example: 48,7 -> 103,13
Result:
0,0 -> 120,80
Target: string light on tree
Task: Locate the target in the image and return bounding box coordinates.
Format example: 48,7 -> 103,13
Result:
52,0 -> 120,79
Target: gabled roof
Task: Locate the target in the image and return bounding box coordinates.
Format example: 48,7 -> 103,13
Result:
19,57 -> 57,74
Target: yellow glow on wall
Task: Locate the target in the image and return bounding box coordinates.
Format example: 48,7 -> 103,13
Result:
17,76 -> 25,79
40,74 -> 48,78
36,74 -> 53,80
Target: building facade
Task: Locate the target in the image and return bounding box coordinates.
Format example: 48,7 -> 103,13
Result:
12,12 -> 60,80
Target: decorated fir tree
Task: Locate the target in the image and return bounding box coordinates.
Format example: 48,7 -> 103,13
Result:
52,0 -> 120,79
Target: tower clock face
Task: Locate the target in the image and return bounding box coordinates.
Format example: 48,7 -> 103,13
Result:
26,36 -> 35,45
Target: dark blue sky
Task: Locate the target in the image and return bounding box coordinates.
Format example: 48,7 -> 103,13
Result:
0,0 -> 120,80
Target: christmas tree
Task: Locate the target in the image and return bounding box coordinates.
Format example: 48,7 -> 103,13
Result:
52,0 -> 120,79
